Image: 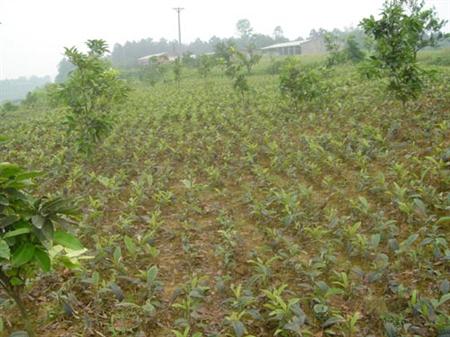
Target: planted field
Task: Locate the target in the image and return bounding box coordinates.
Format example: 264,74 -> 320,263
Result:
1,61 -> 449,336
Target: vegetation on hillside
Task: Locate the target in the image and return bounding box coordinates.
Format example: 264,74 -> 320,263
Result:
0,76 -> 51,103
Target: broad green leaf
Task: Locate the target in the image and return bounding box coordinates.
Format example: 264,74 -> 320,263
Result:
370,233 -> 381,247
0,163 -> 22,177
384,322 -> 397,337
399,234 -> 418,252
34,248 -> 51,272
0,195 -> 9,206
0,240 -> 10,260
436,216 -> 450,226
439,279 -> 449,294
58,256 -> 82,270
231,320 -> 246,337
313,303 -> 329,314
110,283 -> 124,301
437,293 -> 450,308
11,243 -> 35,267
147,265 -> 158,285
3,227 -> 31,239
54,231 -> 83,250
10,277 -> 23,286
124,236 -> 137,255
31,215 -> 45,229
0,215 -> 20,229
142,301 -> 156,314
113,246 -> 122,264
321,316 -> 343,328
15,171 -> 41,181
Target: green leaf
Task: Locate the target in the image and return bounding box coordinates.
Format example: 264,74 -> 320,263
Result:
10,277 -> 23,286
113,246 -> 122,264
147,265 -> 158,286
399,234 -> 418,252
11,243 -> 35,267
313,303 -> 329,314
370,233 -> 381,247
3,227 -> 31,239
142,301 -> 156,314
0,163 -> 22,177
231,320 -> 246,337
54,231 -> 83,250
384,322 -> 397,337
321,316 -> 343,328
437,293 -> 450,308
0,215 -> 20,229
110,283 -> 124,301
34,248 -> 51,272
0,240 -> 10,260
31,215 -> 45,229
15,171 -> 41,181
439,279 -> 449,294
0,195 -> 9,206
436,216 -> 450,226
124,236 -> 137,255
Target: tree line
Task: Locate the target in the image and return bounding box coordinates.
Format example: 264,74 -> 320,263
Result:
0,76 -> 51,103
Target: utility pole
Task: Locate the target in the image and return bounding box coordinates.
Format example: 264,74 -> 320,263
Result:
173,7 -> 184,57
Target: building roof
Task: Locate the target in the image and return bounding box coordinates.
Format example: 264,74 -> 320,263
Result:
138,52 -> 168,62
261,39 -> 312,50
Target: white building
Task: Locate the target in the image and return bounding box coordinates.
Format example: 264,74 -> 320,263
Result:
137,52 -> 177,66
261,39 -> 326,56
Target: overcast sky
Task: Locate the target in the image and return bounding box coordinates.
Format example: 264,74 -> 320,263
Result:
0,0 -> 449,79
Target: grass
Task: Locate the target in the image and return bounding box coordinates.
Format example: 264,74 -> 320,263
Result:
0,53 -> 449,337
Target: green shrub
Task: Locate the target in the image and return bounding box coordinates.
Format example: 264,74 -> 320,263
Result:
56,39 -> 129,153
0,155 -> 82,336
360,0 -> 447,103
279,58 -> 322,110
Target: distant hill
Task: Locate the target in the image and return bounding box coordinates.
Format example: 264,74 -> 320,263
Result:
0,76 -> 51,103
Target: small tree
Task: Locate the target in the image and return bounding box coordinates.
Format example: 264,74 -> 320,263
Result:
197,54 -> 215,80
236,19 -> 254,44
345,35 -> 365,63
240,43 -> 262,75
215,41 -> 251,98
279,58 -> 321,111
0,155 -> 82,336
360,0 -> 447,103
57,39 -> 129,153
324,32 -> 346,67
273,26 -> 286,42
144,60 -> 169,86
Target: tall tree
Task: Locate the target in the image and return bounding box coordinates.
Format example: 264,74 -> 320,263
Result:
236,19 -> 254,41
273,26 -> 285,41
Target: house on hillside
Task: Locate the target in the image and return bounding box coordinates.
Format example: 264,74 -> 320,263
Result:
137,52 -> 177,66
261,38 -> 326,56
